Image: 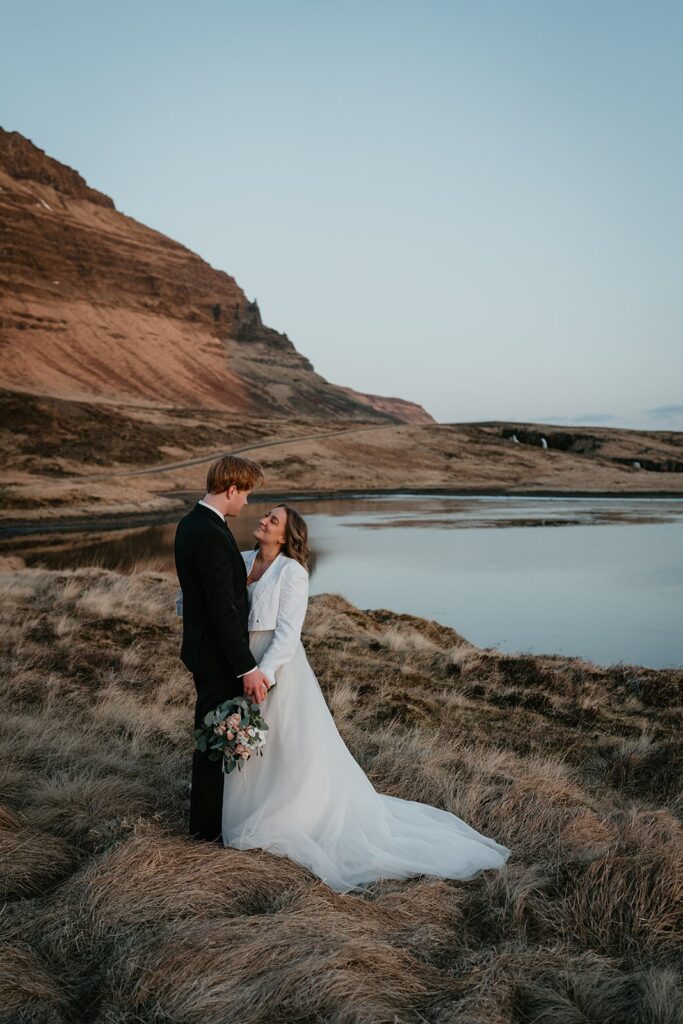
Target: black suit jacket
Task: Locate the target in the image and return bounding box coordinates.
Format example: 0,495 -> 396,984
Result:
174,503 -> 256,679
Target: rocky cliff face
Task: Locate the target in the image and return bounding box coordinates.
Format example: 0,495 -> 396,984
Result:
337,387 -> 435,425
0,130 -> 431,423
0,130 -> 115,208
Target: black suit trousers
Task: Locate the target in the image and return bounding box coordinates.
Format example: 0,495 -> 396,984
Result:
189,671 -> 243,841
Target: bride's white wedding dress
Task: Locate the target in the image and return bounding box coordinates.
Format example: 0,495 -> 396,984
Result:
222,551 -> 510,893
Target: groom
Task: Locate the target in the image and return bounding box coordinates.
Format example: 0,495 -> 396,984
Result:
174,454 -> 270,842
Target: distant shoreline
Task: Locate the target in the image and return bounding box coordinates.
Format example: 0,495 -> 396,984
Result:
1,487 -> 682,539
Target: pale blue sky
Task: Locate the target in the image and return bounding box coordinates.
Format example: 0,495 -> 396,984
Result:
2,0 -> 682,427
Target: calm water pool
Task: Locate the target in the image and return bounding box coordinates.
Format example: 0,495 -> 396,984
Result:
13,495 -> 683,669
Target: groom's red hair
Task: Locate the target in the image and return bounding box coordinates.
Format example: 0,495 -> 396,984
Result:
207,455 -> 264,494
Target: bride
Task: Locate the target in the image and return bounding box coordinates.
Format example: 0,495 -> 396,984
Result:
221,504 -> 510,893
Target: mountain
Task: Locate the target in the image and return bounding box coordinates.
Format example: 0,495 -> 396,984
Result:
0,129 -> 434,424
337,386 -> 434,425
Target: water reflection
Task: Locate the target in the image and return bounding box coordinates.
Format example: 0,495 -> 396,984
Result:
9,495 -> 683,669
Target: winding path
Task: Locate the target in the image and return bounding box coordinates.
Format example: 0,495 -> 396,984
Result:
86,423 -> 389,481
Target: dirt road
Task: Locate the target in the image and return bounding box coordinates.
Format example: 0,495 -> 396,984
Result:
86,424 -> 387,482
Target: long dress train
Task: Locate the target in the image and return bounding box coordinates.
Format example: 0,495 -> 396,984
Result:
222,628 -> 510,893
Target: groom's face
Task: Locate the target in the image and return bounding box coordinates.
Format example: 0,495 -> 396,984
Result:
224,486 -> 252,517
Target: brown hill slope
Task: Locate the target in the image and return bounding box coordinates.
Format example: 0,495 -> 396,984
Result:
0,130 -> 431,423
337,386 -> 434,425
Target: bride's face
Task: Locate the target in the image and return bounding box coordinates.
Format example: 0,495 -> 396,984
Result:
254,506 -> 287,548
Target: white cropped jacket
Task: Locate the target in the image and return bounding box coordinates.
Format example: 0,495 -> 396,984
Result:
241,550 -> 310,683
175,551 -> 310,684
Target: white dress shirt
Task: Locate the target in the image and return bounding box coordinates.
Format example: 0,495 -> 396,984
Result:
198,498 -> 225,522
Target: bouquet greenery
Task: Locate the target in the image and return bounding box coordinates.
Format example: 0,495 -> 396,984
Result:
194,696 -> 270,774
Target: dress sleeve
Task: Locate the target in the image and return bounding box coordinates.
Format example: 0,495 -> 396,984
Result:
259,563 -> 309,683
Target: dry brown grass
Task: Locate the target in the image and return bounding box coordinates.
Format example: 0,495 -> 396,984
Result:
3,413 -> 683,529
0,566 -> 681,1023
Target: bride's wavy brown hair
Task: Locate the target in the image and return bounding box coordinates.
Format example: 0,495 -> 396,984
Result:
281,505 -> 310,570
255,505 -> 310,571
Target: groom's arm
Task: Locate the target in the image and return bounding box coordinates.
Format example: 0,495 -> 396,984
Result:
195,531 -> 257,678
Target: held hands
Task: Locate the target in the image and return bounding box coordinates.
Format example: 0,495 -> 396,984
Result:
242,667 -> 271,704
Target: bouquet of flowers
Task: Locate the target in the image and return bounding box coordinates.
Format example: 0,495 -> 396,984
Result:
194,696 -> 270,774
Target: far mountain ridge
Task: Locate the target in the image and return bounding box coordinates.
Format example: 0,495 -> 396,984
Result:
337,386 -> 434,425
0,129 -> 434,424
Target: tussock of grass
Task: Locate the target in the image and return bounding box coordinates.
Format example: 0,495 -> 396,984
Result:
0,944 -> 68,1024
118,913 -> 459,1024
0,566 -> 681,1022
80,825 -> 312,930
0,804 -> 76,899
511,956 -> 683,1024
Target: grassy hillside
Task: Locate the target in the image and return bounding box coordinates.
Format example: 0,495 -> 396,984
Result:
0,564 -> 681,1023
